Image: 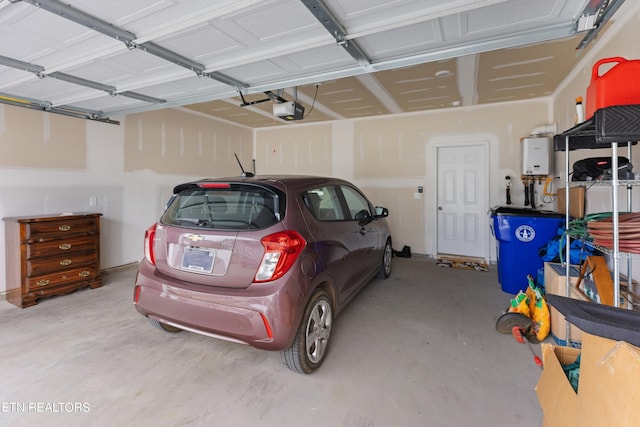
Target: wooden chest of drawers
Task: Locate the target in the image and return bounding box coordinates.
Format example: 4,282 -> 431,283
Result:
3,213 -> 102,308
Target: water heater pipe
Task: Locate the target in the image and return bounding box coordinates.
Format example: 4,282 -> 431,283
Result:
530,124 -> 557,136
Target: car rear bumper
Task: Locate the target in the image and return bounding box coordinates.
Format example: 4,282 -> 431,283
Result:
134,261 -> 304,350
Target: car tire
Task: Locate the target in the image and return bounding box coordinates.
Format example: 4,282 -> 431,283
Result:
281,289 -> 333,374
149,318 -> 182,333
378,238 -> 392,279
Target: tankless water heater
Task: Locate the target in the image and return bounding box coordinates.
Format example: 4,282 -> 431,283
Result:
522,136 -> 552,175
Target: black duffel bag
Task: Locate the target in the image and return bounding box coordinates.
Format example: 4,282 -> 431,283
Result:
572,157 -> 632,181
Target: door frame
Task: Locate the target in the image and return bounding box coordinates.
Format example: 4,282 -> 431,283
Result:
431,139 -> 490,262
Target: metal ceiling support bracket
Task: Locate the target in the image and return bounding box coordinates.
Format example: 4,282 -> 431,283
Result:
576,0 -> 626,49
0,53 -> 167,104
240,90 -> 288,107
0,91 -> 51,110
17,0 -> 137,42
300,0 -> 370,66
137,42 -> 248,88
119,92 -> 166,104
206,71 -> 248,89
53,105 -> 118,124
18,0 -> 248,89
136,42 -> 212,77
49,72 -> 117,95
0,55 -> 44,75
269,90 -> 288,103
0,91 -> 119,124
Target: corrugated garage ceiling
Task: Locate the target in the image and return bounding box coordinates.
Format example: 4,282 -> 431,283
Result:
0,0 -> 624,127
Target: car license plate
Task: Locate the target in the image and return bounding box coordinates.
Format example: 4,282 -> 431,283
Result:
181,247 -> 215,273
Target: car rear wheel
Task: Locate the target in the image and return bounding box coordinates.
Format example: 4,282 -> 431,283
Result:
378,238 -> 392,279
281,290 -> 333,374
149,318 -> 182,333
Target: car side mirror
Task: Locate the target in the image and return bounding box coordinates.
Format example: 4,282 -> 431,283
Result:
355,209 -> 373,225
374,206 -> 389,218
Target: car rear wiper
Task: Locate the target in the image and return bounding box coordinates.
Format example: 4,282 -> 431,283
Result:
174,218 -> 211,227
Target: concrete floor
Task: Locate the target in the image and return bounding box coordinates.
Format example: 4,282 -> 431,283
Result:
0,257 -> 543,427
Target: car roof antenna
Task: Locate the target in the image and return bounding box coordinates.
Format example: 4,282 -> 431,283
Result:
234,153 -> 254,177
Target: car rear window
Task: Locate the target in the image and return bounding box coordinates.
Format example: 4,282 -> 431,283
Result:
161,184 -> 283,230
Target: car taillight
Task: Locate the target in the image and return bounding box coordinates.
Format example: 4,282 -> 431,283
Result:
144,223 -> 157,266
254,230 -> 306,282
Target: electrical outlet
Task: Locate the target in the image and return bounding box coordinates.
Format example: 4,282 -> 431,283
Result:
89,196 -> 97,207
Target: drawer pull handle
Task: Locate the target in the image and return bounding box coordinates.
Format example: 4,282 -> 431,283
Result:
59,243 -> 71,250
60,259 -> 72,266
79,270 -> 91,277
59,225 -> 71,231
37,279 -> 50,287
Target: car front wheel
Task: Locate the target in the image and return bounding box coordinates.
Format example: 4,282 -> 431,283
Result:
281,289 -> 333,374
378,238 -> 392,279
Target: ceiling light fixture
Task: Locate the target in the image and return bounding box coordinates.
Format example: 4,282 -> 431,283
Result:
435,70 -> 452,78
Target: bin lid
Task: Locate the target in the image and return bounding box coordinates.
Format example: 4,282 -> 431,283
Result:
490,206 -> 565,218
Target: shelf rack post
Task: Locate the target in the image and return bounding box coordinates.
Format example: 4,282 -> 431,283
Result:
564,134 -> 571,342
612,143 -> 620,307
627,142 -> 634,301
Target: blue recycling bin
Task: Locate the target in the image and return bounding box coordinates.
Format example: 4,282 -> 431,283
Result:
490,207 -> 565,294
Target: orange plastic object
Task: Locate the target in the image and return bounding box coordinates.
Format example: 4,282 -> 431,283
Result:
512,327 -> 543,368
586,57 -> 640,119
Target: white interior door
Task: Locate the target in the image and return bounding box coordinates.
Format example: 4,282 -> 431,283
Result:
436,143 -> 487,258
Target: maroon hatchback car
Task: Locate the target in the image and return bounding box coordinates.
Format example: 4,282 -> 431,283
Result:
134,175 -> 392,373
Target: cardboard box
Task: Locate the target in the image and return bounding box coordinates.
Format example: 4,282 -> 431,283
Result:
536,343 -> 581,427
537,332 -> 640,426
544,263 -> 588,346
544,262 -> 580,295
575,333 -> 640,426
556,186 -> 585,219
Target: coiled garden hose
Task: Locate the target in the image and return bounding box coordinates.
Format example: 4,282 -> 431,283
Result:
558,212 -> 614,264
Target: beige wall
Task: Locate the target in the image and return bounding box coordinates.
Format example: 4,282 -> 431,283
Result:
256,101 -> 551,258
254,123 -> 333,176
124,109 -> 253,176
0,106 -> 253,296
0,106 -> 86,169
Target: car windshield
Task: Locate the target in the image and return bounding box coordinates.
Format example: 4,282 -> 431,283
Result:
161,184 -> 283,230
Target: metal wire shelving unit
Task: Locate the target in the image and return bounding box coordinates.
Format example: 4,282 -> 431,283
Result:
555,104 -> 640,341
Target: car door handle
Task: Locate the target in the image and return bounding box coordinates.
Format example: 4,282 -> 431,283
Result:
359,227 -> 367,235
